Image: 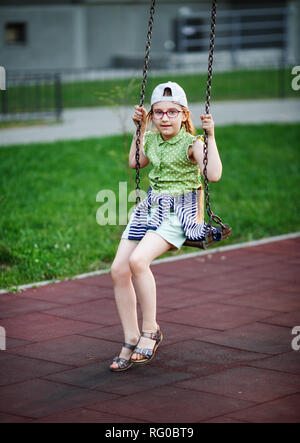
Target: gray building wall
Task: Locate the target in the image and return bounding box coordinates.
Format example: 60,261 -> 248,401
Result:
0,0 -> 299,72
0,0 -> 217,71
0,5 -> 82,70
86,1 -> 221,69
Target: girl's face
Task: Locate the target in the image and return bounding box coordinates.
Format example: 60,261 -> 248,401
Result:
151,101 -> 188,140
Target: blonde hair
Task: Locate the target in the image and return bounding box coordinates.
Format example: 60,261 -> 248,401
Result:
146,105 -> 196,136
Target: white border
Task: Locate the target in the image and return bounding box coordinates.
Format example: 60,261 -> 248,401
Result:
1,232 -> 299,295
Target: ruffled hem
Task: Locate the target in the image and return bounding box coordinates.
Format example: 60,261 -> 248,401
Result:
186,134 -> 205,163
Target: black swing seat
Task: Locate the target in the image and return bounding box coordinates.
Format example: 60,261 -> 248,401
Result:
183,224 -> 232,250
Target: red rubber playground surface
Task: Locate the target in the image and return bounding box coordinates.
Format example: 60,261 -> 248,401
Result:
0,237 -> 300,423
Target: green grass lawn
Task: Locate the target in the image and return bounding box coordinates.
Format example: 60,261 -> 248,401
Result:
63,68 -> 295,108
0,122 -> 300,291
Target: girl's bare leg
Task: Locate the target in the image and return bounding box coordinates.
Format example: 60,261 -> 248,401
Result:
110,238 -> 140,369
128,231 -> 172,361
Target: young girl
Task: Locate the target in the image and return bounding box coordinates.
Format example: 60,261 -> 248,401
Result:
110,81 -> 222,371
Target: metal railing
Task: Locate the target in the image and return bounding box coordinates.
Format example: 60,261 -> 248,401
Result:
175,6 -> 289,66
0,72 -> 62,122
0,63 -> 298,120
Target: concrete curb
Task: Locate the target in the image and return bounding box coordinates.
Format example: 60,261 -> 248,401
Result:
1,231 -> 299,295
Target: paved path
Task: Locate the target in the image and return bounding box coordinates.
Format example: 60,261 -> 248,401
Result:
0,237 -> 299,423
1,98 -> 299,147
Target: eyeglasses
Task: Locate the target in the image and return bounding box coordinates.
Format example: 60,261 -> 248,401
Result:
152,109 -> 184,120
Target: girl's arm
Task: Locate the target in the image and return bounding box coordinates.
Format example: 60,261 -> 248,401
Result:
129,132 -> 150,169
191,114 -> 222,182
129,105 -> 150,169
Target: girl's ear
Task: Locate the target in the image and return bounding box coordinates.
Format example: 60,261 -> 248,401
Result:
183,109 -> 189,122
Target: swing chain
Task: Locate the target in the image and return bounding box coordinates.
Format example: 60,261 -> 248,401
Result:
135,0 -> 156,206
134,0 -> 226,235
202,0 -> 225,230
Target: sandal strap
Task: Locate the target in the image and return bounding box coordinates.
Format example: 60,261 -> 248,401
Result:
118,356 -> 133,369
112,344 -> 135,366
112,355 -> 131,369
141,329 -> 161,342
133,346 -> 153,359
123,342 -> 136,351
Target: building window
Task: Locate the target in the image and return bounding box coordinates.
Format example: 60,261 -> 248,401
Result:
5,23 -> 27,45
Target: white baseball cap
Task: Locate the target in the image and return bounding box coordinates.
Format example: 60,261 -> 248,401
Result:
150,81 -> 188,108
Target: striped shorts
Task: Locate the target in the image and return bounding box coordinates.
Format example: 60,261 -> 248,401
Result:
121,205 -> 187,250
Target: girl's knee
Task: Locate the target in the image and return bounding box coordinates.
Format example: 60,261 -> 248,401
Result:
110,260 -> 131,282
129,253 -> 149,274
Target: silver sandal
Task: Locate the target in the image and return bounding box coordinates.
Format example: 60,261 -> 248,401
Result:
131,328 -> 163,364
110,343 -> 136,372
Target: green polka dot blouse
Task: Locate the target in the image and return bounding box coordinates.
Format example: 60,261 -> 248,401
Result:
142,125 -> 205,197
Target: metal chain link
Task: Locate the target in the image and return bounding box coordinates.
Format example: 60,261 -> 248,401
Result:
135,0 -> 225,234
202,0 -> 226,230
135,0 -> 156,206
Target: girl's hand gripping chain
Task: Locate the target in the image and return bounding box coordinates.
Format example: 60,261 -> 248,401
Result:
200,114 -> 214,137
132,105 -> 147,133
